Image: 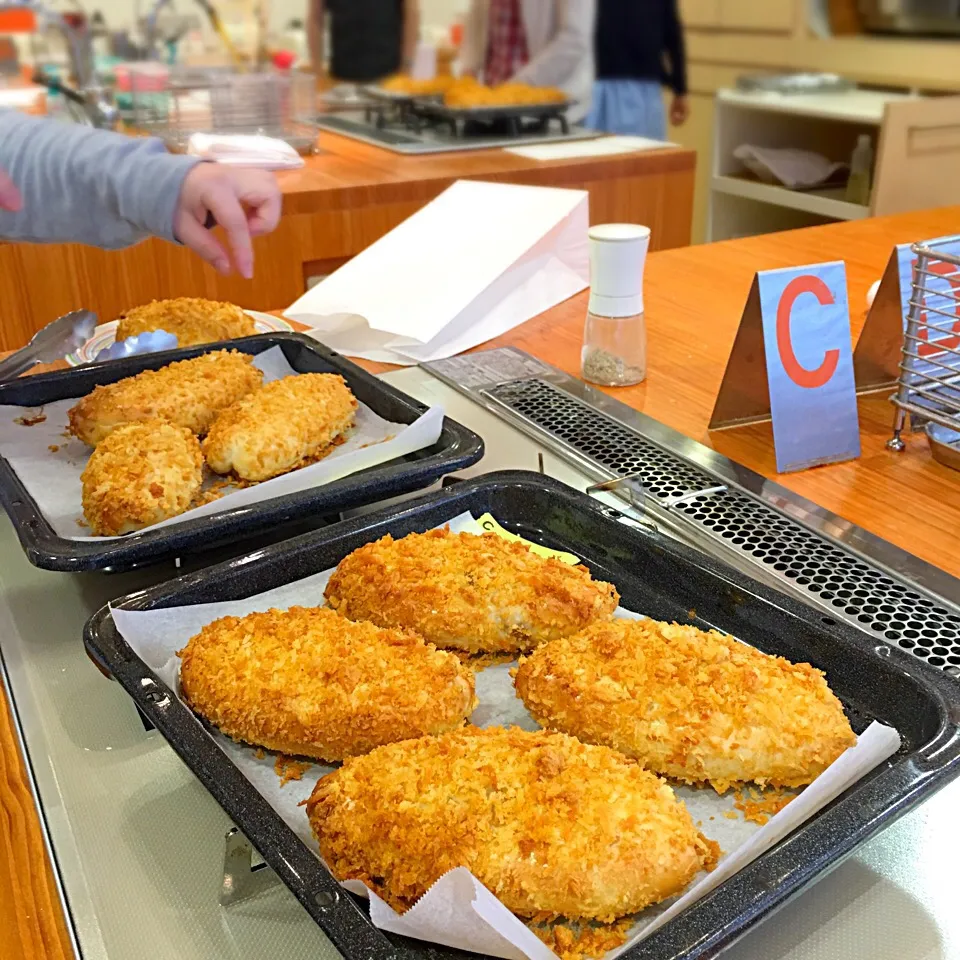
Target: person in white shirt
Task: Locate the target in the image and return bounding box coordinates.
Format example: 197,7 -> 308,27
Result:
460,0 -> 595,124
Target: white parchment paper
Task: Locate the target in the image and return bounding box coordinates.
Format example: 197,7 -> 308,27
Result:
109,513 -> 902,960
0,346 -> 444,540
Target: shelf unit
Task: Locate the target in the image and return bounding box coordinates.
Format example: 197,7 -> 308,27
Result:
712,174 -> 870,221
707,87 -> 914,241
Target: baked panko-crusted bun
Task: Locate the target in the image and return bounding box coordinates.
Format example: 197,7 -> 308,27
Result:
178,606 -> 476,761
515,617 -> 857,792
115,297 -> 256,347
68,350 -> 262,446
80,418 -> 203,535
202,373 -> 357,481
307,725 -> 715,921
324,528 -> 619,654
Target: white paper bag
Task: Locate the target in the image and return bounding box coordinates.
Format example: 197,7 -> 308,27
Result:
284,180 -> 590,365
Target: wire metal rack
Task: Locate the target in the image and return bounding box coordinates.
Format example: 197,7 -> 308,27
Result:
888,235 -> 960,465
123,65 -> 317,153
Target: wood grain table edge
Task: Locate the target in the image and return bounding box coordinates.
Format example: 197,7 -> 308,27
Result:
277,143 -> 696,216
0,669 -> 74,960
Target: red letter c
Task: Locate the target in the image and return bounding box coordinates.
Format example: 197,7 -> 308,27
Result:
776,275 -> 840,389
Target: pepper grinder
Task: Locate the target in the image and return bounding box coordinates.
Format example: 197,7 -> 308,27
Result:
581,223 -> 650,387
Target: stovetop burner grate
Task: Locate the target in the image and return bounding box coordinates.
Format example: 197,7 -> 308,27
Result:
312,105 -> 600,154
487,377 -> 960,676
364,98 -> 571,139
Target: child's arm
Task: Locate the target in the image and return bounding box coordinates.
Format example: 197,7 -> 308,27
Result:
0,112 -> 282,277
0,111 -> 200,249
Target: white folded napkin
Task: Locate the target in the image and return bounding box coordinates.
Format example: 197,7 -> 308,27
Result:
187,133 -> 305,170
734,144 -> 845,190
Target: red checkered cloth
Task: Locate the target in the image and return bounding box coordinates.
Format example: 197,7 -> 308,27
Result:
484,0 -> 529,86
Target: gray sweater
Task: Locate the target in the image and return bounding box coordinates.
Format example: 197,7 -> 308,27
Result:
0,111 -> 200,248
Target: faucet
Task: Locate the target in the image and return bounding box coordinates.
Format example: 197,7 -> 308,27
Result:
141,0 -> 174,62
142,0 -> 245,68
0,0 -> 119,128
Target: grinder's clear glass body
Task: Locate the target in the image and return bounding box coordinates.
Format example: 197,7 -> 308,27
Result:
580,223 -> 650,388
581,309 -> 646,387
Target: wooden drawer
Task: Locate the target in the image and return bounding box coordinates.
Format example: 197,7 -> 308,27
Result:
718,0 -> 795,31
680,0 -> 721,28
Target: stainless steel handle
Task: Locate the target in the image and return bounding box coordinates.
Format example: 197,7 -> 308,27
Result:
0,348 -> 42,382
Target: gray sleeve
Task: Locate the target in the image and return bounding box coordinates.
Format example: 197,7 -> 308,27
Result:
0,111 -> 201,249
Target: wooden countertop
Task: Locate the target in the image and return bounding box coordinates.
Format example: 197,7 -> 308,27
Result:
0,131 -> 695,353
277,129 -> 695,216
6,204 -> 959,960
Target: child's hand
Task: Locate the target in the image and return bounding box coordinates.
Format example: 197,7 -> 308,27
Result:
174,164 -> 282,279
0,169 -> 22,212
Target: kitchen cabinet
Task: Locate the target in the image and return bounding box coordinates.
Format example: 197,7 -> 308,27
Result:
674,0 -> 960,237
707,88 -> 913,241
668,91 -> 716,243
679,0 -> 721,28
719,0 -> 797,32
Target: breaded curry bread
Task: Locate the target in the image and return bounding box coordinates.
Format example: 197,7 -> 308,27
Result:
80,418 -> 203,535
514,617 -> 857,792
115,297 -> 256,347
178,606 -> 476,761
202,373 -> 357,481
324,528 -> 619,654
68,350 -> 263,446
307,725 -> 716,921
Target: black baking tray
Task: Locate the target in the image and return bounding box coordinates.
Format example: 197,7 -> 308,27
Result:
361,84 -> 443,104
84,471 -> 960,960
0,333 -> 483,573
411,97 -> 574,134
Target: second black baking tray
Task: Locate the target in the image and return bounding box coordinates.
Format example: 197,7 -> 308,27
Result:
0,333 -> 483,572
84,471 -> 960,960
411,97 -> 574,133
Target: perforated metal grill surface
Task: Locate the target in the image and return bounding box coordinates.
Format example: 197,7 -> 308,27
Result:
489,378 -> 960,675
490,380 -> 715,500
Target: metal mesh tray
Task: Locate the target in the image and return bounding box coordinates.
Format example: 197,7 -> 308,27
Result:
735,72 -> 854,95
0,333 -> 482,573
361,84 -> 442,104
411,97 -> 573,131
83,471 -> 960,960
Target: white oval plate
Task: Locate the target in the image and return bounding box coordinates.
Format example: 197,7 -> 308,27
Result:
65,309 -> 294,366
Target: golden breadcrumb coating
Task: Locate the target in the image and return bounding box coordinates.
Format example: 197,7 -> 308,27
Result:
380,74 -> 455,96
178,606 -> 475,761
443,77 -> 566,108
514,618 -> 857,792
68,350 -> 263,447
308,726 -> 713,921
202,373 -> 358,481
324,529 -> 619,654
80,418 -> 203,535
115,298 -> 256,347
532,918 -> 633,960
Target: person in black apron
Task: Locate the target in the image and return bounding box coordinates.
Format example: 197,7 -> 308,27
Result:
308,0 -> 419,84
